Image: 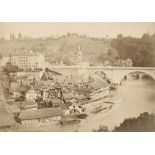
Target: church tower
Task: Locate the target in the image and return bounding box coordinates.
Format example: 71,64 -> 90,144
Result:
77,38 -> 82,64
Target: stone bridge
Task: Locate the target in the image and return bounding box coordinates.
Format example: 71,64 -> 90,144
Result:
49,66 -> 155,84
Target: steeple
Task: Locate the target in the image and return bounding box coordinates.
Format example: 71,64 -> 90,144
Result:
77,38 -> 82,64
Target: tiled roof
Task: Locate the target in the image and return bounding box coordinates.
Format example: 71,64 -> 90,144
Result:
72,87 -> 93,93
63,93 -> 75,100
50,98 -> 62,104
21,101 -> 38,109
74,94 -> 87,100
19,107 -> 63,120
18,85 -> 31,92
90,81 -> 108,90
2,50 -> 42,57
51,98 -> 66,109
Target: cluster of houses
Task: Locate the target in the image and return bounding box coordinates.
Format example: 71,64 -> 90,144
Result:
0,44 -> 111,130
0,68 -> 111,130
102,58 -> 133,67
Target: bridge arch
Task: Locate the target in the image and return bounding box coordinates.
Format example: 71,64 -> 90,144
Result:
118,70 -> 155,85
92,69 -> 155,85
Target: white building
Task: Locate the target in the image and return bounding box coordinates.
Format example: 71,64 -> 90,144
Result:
0,50 -> 45,71
26,89 -> 40,101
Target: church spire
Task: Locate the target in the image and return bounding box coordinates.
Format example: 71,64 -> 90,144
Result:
78,38 -> 81,51
77,38 -> 82,64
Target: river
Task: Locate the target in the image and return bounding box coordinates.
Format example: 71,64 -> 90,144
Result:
78,78 -> 155,131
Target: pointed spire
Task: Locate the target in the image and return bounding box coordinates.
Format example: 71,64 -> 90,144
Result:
147,30 -> 150,36
78,38 -> 81,51
77,38 -> 82,63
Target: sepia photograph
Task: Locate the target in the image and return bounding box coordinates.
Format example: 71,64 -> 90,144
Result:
0,22 -> 155,132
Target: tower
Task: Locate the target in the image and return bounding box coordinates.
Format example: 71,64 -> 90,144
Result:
77,38 -> 82,64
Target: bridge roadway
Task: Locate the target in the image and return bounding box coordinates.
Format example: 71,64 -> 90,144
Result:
49,66 -> 155,70
49,66 -> 155,84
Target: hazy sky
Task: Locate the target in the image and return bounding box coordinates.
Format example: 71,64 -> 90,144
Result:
0,22 -> 155,39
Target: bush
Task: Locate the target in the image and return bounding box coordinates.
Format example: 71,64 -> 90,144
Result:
93,125 -> 109,132
76,114 -> 88,119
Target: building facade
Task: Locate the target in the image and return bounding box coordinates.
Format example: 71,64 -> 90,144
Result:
19,107 -> 63,125
26,89 -> 39,101
0,50 -> 45,71
90,86 -> 110,101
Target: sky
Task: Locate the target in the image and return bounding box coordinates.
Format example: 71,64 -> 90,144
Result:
0,22 -> 155,39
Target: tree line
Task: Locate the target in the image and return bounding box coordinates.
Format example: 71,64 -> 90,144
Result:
111,33 -> 155,67
93,112 -> 155,132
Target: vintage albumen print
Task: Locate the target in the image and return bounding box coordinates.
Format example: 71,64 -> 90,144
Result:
0,22 -> 155,132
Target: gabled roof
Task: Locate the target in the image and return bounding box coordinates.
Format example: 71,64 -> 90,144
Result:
72,87 -> 93,93
18,85 -> 31,92
19,107 -> 63,120
21,101 -> 38,110
50,98 -> 66,109
63,93 -> 75,100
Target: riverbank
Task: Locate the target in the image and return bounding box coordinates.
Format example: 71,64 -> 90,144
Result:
77,98 -> 121,131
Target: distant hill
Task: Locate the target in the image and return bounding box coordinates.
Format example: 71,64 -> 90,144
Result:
0,34 -> 112,65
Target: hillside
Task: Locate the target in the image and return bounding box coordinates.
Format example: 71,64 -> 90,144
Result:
0,34 -> 112,65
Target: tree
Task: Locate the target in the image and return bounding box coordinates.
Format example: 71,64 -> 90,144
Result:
93,112 -> 155,132
114,112 -> 155,132
117,34 -> 123,39
111,33 -> 155,67
141,33 -> 149,40
3,62 -> 20,89
93,125 -> 109,132
107,48 -> 118,60
3,62 -> 20,74
63,57 -> 72,65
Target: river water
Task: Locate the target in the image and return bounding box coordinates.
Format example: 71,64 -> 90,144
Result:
78,78 -> 155,131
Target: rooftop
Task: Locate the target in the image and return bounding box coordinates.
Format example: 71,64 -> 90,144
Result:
21,101 -> 38,110
2,50 -> 43,57
19,107 -> 63,120
63,93 -> 75,100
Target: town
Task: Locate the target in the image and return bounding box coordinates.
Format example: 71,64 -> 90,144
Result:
0,35 -> 134,131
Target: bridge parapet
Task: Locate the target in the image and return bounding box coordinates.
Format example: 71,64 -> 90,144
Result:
49,65 -> 155,85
